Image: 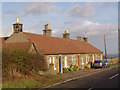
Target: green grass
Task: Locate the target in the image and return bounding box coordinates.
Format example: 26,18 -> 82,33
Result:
2,75 -> 65,88
3,79 -> 39,88
110,63 -> 119,66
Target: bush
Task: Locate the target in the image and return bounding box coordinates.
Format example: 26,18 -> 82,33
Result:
83,66 -> 88,70
2,48 -> 48,77
69,64 -> 74,71
63,68 -> 68,73
73,65 -> 78,71
79,68 -> 81,70
67,64 -> 78,72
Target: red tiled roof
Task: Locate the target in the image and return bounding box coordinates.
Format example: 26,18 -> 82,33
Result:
22,32 -> 103,54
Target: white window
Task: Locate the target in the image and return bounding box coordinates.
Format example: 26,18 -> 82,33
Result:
64,56 -> 68,68
53,57 -> 56,70
93,55 -> 94,62
74,55 -> 76,65
87,55 -> 89,62
49,57 -> 51,64
72,55 -> 74,63
95,55 -> 97,60
86,55 -> 88,64
81,58 -> 84,65
99,54 -> 101,59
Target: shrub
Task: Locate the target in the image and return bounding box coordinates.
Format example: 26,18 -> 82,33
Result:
69,64 -> 74,71
63,68 -> 69,73
2,48 -> 48,77
79,68 -> 81,70
83,66 -> 88,70
73,65 -> 78,71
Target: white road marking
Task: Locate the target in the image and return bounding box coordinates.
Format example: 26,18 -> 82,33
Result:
88,87 -> 93,90
44,66 -> 119,88
109,73 -> 119,80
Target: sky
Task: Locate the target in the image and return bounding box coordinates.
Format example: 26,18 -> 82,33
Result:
1,1 -> 118,56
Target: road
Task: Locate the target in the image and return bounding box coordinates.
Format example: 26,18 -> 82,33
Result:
47,66 -> 120,89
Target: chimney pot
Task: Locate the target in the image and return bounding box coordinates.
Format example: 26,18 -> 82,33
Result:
63,30 -> 70,39
43,24 -> 52,37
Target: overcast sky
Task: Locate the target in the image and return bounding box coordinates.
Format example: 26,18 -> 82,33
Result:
1,2 -> 118,55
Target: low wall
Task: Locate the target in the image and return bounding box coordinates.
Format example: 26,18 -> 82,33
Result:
104,58 -> 119,64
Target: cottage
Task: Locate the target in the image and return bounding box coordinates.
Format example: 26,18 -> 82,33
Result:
1,18 -> 103,73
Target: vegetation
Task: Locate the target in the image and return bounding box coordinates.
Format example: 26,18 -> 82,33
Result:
63,68 -> 70,73
83,66 -> 89,70
110,63 -> 119,66
73,65 -> 78,71
63,64 -> 78,73
2,48 -> 65,88
3,74 -> 65,88
2,48 -> 48,77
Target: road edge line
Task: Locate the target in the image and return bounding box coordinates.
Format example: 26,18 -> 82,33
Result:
43,66 -> 118,88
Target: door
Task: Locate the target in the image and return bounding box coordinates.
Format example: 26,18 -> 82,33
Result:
64,56 -> 67,68
59,56 -> 61,73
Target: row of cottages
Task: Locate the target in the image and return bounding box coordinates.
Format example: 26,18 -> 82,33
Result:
1,18 -> 103,73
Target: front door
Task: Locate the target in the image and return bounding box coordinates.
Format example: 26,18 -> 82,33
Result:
59,56 -> 61,73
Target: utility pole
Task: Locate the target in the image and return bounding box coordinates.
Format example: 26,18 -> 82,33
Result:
118,29 -> 120,63
104,34 -> 107,60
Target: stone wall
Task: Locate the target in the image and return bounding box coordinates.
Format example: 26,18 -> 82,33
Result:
5,32 -> 30,43
105,58 -> 118,64
46,53 -> 103,73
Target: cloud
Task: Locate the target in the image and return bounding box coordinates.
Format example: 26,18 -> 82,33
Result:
24,2 -> 56,15
63,4 -> 96,18
64,21 -> 74,25
66,20 -> 117,38
63,2 -> 114,18
4,10 -> 19,15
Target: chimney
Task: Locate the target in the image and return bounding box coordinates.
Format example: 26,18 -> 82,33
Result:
77,36 -> 82,41
82,33 -> 87,42
13,17 -> 23,33
63,30 -> 70,39
43,24 -> 52,37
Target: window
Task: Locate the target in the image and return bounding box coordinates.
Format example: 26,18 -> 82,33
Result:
86,55 -> 89,64
49,57 -> 51,64
89,55 -> 92,61
72,55 -> 73,63
64,56 -> 68,68
99,54 -> 101,59
81,58 -> 84,65
74,55 -> 76,65
87,55 -> 89,62
95,55 -> 97,60
53,57 -> 56,70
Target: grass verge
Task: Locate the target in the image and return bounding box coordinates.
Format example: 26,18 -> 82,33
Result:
2,74 -> 66,88
110,63 -> 119,66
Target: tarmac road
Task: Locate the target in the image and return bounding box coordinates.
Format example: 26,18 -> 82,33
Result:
48,66 -> 120,89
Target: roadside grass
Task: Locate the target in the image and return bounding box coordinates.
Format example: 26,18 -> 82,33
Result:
2,74 -> 66,88
110,63 -> 119,66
